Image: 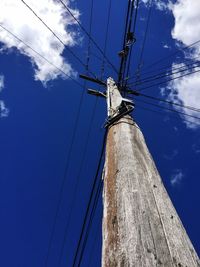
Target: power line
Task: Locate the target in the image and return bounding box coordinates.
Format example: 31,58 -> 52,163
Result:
20,0 -> 96,78
57,0 -> 118,75
128,56 -> 200,81
88,213 -> 102,267
77,177 -> 103,267
135,0 -> 153,77
100,0 -> 112,79
44,87 -> 86,267
128,90 -> 200,113
71,130 -> 107,267
118,0 -> 133,85
85,0 -> 94,71
136,68 -> 200,92
134,98 -> 200,121
136,105 -> 200,127
58,97 -> 98,267
124,0 -> 140,86
57,3 -> 97,264
0,23 -> 82,88
139,38 -> 200,73
128,62 -> 200,87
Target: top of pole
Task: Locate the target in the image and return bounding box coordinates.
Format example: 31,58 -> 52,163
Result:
107,77 -> 123,117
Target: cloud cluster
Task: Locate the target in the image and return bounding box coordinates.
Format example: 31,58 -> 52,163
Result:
163,0 -> 200,129
0,0 -> 80,84
0,74 -> 9,118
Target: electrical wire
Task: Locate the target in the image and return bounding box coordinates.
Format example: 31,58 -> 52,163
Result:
136,105 -> 200,127
134,98 -> 200,121
118,0 -> 132,84
71,130 -> 107,267
100,0 -> 112,79
127,55 -> 200,81
44,88 -> 86,267
139,38 -> 200,73
128,62 -> 200,87
57,2 -> 98,265
135,0 -> 153,77
88,214 -> 102,267
85,0 -> 94,71
57,0 -> 118,75
123,0 -> 137,85
77,177 -> 103,267
58,97 -> 98,267
124,0 -> 140,86
128,90 -> 200,113
136,68 -> 200,92
0,23 -> 82,88
20,0 -> 96,78
128,59 -> 200,84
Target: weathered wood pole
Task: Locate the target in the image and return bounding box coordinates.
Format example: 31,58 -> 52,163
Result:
102,78 -> 200,267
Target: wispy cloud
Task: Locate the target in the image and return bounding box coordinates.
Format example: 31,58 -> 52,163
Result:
141,0 -> 170,11
0,0 -> 80,84
170,169 -> 184,186
0,75 -> 9,118
0,75 -> 4,92
163,149 -> 178,160
163,44 -> 170,49
192,143 -> 200,154
0,100 -> 9,118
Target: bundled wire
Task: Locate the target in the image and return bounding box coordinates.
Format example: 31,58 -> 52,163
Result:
128,62 -> 200,87
58,0 -> 118,75
71,130 -> 107,267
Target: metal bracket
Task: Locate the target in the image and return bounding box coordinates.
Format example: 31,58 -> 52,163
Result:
104,99 -> 135,128
87,89 -> 106,98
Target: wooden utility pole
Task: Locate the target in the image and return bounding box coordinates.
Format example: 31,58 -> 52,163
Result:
102,77 -> 200,267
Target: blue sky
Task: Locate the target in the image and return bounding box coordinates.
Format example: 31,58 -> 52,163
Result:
0,0 -> 200,266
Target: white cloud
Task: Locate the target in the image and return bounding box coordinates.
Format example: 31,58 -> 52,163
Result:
141,0 -> 170,11
0,75 -> 4,92
0,0 -> 80,84
0,100 -> 9,118
170,169 -> 184,186
160,0 -> 200,129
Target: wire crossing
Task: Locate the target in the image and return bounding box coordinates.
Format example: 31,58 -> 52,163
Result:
0,23 -> 83,88
20,0 -> 96,78
58,0 -> 118,75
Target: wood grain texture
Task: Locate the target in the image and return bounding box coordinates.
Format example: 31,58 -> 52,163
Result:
102,116 -> 200,267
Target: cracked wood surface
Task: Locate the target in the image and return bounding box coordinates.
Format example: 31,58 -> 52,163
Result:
102,116 -> 200,267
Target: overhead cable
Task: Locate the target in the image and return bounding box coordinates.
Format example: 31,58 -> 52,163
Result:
128,62 -> 200,87
140,38 -> 200,72
128,90 -> 200,113
100,0 -> 112,79
127,56 -> 200,81
58,98 -> 98,267
71,130 -> 107,267
135,0 -> 153,77
58,0 -> 118,75
0,23 -> 82,88
134,98 -> 200,121
136,105 -> 200,127
136,68 -> 200,92
20,0 -> 96,78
